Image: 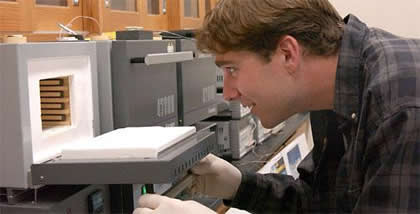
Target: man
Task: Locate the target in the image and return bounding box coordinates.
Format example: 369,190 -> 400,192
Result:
134,0 -> 420,213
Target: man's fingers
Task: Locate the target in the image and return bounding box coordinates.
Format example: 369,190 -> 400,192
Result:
138,194 -> 167,209
191,154 -> 219,175
133,207 -> 153,214
190,175 -> 206,194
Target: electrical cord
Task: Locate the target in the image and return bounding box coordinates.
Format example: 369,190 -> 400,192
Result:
58,16 -> 101,40
236,160 -> 268,166
156,30 -> 196,41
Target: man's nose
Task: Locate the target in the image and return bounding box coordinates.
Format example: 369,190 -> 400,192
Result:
223,73 -> 240,101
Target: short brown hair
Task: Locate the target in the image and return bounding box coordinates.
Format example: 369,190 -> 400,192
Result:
196,0 -> 344,60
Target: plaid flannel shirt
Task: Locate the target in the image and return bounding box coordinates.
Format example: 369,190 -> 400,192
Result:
226,15 -> 420,213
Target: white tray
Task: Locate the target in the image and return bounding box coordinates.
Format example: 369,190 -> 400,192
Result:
61,126 -> 196,159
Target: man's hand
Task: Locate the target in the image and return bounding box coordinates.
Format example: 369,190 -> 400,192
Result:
191,154 -> 242,200
133,194 -> 216,214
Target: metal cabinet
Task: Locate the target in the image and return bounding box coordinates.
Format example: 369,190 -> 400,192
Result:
32,0 -> 83,32
140,0 -> 168,31
175,39 -> 218,126
83,0 -> 169,34
111,40 -> 195,127
167,0 -> 206,30
83,0 -> 142,34
0,0 -> 31,32
0,42 -> 99,189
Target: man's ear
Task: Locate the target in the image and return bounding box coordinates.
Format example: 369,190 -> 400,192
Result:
276,35 -> 301,74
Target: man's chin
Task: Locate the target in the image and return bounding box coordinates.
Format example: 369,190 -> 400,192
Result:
260,120 -> 277,129
260,117 -> 287,129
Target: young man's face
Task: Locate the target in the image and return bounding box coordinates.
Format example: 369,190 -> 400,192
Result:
215,50 -> 298,128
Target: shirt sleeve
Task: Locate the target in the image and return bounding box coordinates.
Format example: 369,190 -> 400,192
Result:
224,153 -> 314,213
352,107 -> 420,213
223,111 -> 340,213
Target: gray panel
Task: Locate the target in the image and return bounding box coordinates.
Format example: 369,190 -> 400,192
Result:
0,44 -> 28,188
179,58 -> 218,125
96,41 -> 114,134
197,121 -> 230,157
116,30 -> 153,40
230,115 -> 254,159
177,40 -> 218,125
111,40 -> 178,127
177,39 -> 196,52
31,127 -> 217,185
183,103 -> 217,126
155,117 -> 177,127
0,185 -> 111,214
0,42 -> 99,189
17,42 -> 100,137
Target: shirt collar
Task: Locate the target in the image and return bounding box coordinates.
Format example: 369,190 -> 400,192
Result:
334,14 -> 369,121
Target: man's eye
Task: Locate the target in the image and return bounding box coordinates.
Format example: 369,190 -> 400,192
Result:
223,67 -> 238,76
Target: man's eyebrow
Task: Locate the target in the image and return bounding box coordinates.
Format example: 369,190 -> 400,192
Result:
215,60 -> 234,68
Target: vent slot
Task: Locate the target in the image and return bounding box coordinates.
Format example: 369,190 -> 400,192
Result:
40,77 -> 71,130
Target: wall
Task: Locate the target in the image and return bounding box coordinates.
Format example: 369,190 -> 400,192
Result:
329,0 -> 420,38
